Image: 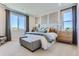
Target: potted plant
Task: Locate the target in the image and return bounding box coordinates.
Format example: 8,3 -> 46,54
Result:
66,27 -> 70,32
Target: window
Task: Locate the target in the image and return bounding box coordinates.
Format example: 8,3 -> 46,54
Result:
18,15 -> 26,30
10,13 -> 18,30
61,8 -> 72,31
10,12 -> 26,31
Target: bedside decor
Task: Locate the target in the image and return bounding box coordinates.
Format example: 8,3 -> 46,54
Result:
31,27 -> 37,32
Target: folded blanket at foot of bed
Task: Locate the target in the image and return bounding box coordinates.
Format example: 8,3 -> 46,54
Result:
25,32 -> 57,43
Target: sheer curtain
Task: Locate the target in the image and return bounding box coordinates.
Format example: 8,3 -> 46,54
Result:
10,12 -> 29,40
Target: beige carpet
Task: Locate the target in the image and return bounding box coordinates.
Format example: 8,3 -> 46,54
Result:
0,39 -> 79,56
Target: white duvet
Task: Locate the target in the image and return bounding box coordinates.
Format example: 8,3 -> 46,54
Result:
25,32 -> 57,50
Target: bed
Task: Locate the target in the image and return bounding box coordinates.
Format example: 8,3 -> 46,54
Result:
20,32 -> 57,52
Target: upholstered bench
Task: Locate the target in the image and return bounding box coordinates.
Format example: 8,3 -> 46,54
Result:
0,36 -> 7,46
19,35 -> 41,52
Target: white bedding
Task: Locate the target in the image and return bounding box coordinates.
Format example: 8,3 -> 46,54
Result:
25,32 -> 57,50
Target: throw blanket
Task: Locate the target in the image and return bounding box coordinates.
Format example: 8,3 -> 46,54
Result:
25,32 -> 57,50
25,32 -> 57,43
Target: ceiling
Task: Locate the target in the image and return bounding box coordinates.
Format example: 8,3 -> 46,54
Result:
3,3 -> 76,17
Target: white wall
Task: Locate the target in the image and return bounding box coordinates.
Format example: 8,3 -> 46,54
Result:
0,5 -> 6,36
41,15 -> 48,24
49,12 -> 58,24
35,11 -> 59,30
35,12 -> 59,25
29,16 -> 36,32
35,17 -> 40,24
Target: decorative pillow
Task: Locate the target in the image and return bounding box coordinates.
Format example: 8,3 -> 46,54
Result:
38,28 -> 47,33
31,27 -> 37,32
48,28 -> 57,33
37,26 -> 47,33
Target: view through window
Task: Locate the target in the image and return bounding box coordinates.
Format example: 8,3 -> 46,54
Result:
61,8 -> 72,31
10,12 -> 26,31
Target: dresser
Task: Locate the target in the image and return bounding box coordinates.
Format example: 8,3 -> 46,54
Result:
57,31 -> 72,44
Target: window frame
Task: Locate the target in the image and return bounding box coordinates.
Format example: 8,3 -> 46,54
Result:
10,12 -> 26,31
61,8 -> 73,31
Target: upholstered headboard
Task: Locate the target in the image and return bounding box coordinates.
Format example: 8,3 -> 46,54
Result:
36,24 -> 59,33
40,24 -> 58,29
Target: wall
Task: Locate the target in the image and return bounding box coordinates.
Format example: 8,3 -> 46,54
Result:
29,16 -> 36,32
0,5 -> 6,36
35,12 -> 58,25
35,17 -> 40,24
49,12 -> 58,24
41,15 -> 48,24
35,11 -> 59,30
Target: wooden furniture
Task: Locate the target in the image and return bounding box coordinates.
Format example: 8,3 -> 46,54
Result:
57,31 -> 72,44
